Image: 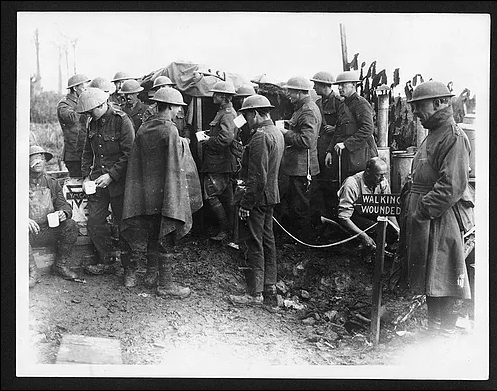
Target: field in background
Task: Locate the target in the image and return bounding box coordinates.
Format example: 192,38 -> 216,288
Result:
29,90 -> 65,171
30,122 -> 65,172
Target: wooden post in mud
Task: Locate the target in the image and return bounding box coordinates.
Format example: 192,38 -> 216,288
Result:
356,195 -> 401,345
370,216 -> 387,345
340,24 -> 349,71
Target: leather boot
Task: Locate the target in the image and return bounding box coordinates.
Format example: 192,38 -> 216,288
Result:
156,254 -> 191,299
209,198 -> 230,241
29,254 -> 39,288
142,253 -> 159,289
52,243 -> 78,280
121,250 -> 137,288
439,297 -> 457,335
263,284 -> 278,306
425,296 -> 442,335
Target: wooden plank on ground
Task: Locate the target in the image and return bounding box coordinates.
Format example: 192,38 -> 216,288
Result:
56,334 -> 123,365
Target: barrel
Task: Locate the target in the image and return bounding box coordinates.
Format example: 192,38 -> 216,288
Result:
391,151 -> 415,193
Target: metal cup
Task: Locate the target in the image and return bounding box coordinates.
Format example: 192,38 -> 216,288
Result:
47,212 -> 59,228
83,180 -> 96,195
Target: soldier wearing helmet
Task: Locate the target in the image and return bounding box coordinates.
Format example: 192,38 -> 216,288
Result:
121,87 -> 202,297
228,95 -> 284,306
142,76 -> 191,140
110,71 -> 133,107
89,77 -> 112,93
143,76 -> 176,114
403,80 -> 474,336
76,87 -> 136,284
325,70 -> 378,182
200,80 -> 238,242
310,71 -> 344,222
233,84 -> 257,146
89,76 -> 122,111
28,145 -> 81,287
277,76 -> 321,243
57,73 -> 91,177
118,79 -> 149,133
234,84 -> 256,110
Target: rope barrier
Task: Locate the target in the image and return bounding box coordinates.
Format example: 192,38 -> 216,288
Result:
272,216 -> 378,249
272,217 -> 475,254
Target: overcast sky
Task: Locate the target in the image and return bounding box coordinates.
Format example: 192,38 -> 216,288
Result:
17,12 -> 490,99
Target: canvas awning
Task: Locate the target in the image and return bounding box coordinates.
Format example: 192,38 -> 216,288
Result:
140,61 -> 251,97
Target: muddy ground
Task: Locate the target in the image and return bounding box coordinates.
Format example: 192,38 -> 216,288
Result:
21,219 -> 482,382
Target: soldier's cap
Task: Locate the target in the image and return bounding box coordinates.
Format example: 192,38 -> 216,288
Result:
67,74 -> 91,89
29,145 -> 53,162
118,79 -> 144,94
153,76 -> 176,88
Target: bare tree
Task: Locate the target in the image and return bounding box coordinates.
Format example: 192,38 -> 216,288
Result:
30,28 -> 42,96
60,31 -> 79,76
71,38 -> 79,74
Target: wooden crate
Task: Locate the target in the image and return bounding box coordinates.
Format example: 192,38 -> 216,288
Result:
56,334 -> 123,365
31,241 -> 95,273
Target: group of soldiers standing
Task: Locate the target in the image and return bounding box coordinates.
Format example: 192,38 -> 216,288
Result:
29,68 -> 474,335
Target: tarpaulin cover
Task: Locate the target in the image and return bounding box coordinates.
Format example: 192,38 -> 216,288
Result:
140,61 -> 251,97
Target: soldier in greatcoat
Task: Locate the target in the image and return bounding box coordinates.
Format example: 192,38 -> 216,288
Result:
403,81 -> 474,336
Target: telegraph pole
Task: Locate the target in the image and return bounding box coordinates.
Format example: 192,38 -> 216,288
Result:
340,23 -> 349,71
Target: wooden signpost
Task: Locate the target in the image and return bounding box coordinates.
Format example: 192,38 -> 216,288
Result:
355,193 -> 401,345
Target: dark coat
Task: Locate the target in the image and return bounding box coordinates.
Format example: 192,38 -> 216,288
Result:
326,91 -> 378,175
121,113 -> 202,242
281,95 -> 321,177
404,106 -> 473,299
81,105 -> 135,197
239,119 -> 285,209
123,100 -> 149,133
109,92 -> 125,107
200,102 -> 237,174
316,92 -> 342,180
57,92 -> 88,162
143,103 -> 190,139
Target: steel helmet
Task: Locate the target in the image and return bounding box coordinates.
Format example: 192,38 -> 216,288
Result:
285,76 -> 313,91
89,77 -> 112,92
408,80 -> 455,103
235,85 -> 256,97
29,145 -> 53,162
210,81 -> 236,94
75,87 -> 109,113
333,71 -> 361,84
67,74 -> 90,89
153,76 -> 176,88
310,71 -> 335,85
118,79 -> 144,94
250,74 -> 280,87
151,87 -> 187,106
111,71 -> 132,82
238,94 -> 274,111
